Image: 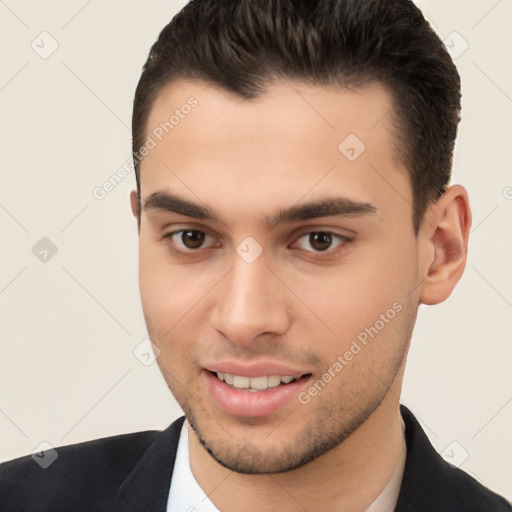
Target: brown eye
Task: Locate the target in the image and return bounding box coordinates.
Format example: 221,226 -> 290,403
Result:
164,229 -> 215,256
292,231 -> 350,255
180,230 -> 206,249
308,232 -> 333,251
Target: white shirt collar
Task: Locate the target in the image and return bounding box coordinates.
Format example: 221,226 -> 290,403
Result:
167,421 -> 220,512
167,420 -> 405,512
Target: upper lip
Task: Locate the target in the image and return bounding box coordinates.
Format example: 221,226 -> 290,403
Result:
204,360 -> 311,379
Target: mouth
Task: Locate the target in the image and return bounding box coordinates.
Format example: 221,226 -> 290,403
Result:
204,368 -> 313,417
213,371 -> 307,391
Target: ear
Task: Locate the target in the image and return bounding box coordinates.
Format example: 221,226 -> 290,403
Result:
130,190 -> 141,230
418,185 -> 472,305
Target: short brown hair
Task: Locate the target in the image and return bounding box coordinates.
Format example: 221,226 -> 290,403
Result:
132,0 -> 461,234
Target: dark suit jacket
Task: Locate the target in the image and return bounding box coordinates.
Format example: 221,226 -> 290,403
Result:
1,405 -> 510,511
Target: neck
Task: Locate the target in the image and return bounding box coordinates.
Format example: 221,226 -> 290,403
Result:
188,389 -> 406,512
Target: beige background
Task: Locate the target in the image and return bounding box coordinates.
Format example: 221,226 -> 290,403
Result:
1,0 -> 511,501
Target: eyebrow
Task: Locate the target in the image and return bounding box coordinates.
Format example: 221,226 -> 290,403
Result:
143,191 -> 378,226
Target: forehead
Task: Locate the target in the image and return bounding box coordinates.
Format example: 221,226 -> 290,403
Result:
139,79 -> 410,228
144,78 -> 399,154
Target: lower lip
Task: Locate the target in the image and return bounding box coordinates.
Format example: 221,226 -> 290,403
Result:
205,372 -> 311,418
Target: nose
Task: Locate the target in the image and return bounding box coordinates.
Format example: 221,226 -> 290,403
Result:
210,253 -> 291,347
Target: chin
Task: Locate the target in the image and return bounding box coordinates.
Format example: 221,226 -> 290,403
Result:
186,401 -> 379,475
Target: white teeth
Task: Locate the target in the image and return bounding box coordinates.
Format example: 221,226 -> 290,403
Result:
267,375 -> 282,388
233,375 -> 250,388
249,376 -> 269,390
216,372 -> 298,390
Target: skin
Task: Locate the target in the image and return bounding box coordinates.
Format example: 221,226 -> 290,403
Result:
130,79 -> 471,511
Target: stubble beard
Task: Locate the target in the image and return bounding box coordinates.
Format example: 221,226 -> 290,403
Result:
163,297 -> 416,475
173,347 -> 407,475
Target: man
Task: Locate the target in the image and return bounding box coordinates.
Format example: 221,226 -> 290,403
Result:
1,0 -> 510,510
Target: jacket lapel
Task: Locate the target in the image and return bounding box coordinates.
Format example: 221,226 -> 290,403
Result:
395,405 -> 460,511
112,416 -> 185,512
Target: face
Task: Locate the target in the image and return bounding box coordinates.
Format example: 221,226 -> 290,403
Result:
134,79 -> 422,474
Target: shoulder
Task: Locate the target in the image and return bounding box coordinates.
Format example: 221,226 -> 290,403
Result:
397,405 -> 511,512
0,418 -> 184,512
445,463 -> 512,511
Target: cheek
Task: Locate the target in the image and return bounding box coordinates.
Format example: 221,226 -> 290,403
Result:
137,237 -> 222,347
138,237 -> 196,336
138,250 -> 204,388
285,242 -> 416,362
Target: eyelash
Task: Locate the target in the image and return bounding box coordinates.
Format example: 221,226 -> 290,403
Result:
162,228 -> 352,259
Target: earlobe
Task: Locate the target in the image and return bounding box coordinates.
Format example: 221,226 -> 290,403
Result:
130,190 -> 139,217
418,185 -> 472,305
130,190 -> 141,230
